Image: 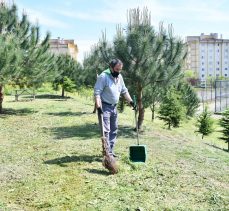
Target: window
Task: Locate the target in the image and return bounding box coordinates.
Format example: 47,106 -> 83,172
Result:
216,74 -> 219,76
202,62 -> 204,65
225,74 -> 228,76
202,68 -> 205,71
216,68 -> 220,71
201,56 -> 204,59
217,61 -> 220,65
202,74 -> 205,77
218,43 -> 220,46
225,68 -> 228,70
209,74 -> 212,76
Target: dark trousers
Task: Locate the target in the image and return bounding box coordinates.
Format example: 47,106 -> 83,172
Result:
101,103 -> 118,155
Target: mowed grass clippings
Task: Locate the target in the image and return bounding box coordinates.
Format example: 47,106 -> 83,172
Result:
0,94 -> 228,211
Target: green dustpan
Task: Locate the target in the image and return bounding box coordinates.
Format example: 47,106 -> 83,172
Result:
129,96 -> 147,162
129,144 -> 147,162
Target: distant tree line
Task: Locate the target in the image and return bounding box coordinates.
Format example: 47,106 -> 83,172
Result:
0,2 -> 82,113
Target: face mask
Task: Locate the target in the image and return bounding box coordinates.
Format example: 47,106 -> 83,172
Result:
111,71 -> 119,78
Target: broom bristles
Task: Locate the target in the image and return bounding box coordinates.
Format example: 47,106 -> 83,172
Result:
101,137 -> 118,174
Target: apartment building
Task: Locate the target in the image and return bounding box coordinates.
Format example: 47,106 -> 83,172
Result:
49,38 -> 78,61
186,33 -> 229,80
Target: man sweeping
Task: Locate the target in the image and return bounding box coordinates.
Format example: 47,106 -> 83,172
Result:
94,59 -> 135,172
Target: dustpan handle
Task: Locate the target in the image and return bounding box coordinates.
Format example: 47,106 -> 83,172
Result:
133,95 -> 139,145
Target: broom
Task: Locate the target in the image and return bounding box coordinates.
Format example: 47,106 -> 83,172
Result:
98,111 -> 118,174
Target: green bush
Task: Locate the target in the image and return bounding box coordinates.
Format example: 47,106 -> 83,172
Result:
219,108 -> 229,151
158,89 -> 186,129
196,107 -> 214,139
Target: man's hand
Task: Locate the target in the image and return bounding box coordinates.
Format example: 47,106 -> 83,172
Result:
129,101 -> 137,110
97,107 -> 103,114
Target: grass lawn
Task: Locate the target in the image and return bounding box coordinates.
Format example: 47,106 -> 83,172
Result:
0,93 -> 228,211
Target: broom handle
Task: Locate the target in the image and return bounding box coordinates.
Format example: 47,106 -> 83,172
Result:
133,95 -> 140,145
98,111 -> 105,137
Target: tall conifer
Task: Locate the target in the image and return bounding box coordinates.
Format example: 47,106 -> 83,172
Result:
97,8 -> 187,129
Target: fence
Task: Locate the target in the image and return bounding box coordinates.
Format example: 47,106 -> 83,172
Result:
188,79 -> 229,113
215,80 -> 229,113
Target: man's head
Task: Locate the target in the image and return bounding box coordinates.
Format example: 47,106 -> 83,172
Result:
109,59 -> 123,78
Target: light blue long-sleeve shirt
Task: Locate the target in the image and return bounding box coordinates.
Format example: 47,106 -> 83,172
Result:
94,68 -> 128,104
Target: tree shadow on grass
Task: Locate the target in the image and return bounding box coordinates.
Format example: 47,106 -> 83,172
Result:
0,108 -> 37,118
35,94 -> 71,100
49,123 -> 100,140
46,111 -> 92,116
48,124 -> 135,140
44,155 -> 111,175
118,125 -> 136,139
205,143 -> 228,153
44,155 -> 102,167
84,168 -> 110,175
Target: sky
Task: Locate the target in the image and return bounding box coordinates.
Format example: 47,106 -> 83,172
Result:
10,0 -> 229,63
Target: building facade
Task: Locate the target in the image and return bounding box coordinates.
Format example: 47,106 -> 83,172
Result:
49,38 -> 78,61
186,33 -> 229,80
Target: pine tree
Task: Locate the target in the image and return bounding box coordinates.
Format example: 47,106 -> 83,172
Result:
96,8 -> 186,129
144,83 -> 164,121
158,89 -> 185,129
0,3 -> 57,112
0,35 -> 21,112
15,26 -> 58,88
53,54 -> 81,97
219,109 -> 229,151
82,44 -> 108,87
177,81 -> 200,117
196,107 -> 214,139
0,3 -> 21,112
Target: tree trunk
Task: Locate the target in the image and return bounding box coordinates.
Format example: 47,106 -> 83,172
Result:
0,85 -> 3,113
151,103 -> 155,121
137,84 -> 144,130
61,86 -> 65,97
